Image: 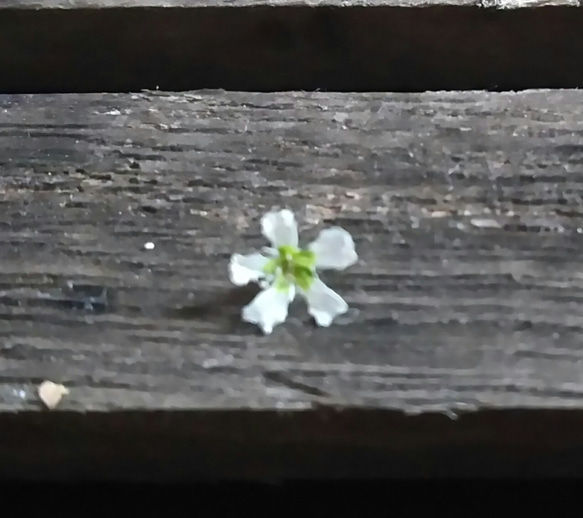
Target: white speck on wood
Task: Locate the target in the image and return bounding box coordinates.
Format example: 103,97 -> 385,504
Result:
470,218 -> 502,229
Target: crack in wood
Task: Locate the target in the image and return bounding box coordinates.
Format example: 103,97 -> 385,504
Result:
262,370 -> 330,398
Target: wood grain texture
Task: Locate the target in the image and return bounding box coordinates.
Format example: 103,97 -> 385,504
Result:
4,0 -> 580,7
2,89 -> 583,478
1,3 -> 582,92
2,89 -> 583,413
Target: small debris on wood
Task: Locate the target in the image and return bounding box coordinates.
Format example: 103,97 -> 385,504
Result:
143,241 -> 155,250
470,217 -> 502,229
38,381 -> 69,410
61,281 -> 110,311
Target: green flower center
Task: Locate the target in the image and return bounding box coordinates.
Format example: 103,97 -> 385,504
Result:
263,245 -> 316,291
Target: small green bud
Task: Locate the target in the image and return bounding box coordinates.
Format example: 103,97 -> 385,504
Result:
293,265 -> 314,291
274,275 -> 291,292
262,259 -> 278,276
263,245 -> 317,291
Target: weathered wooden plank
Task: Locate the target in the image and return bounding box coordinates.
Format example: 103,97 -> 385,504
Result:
2,89 -> 583,478
4,0 -> 579,7
0,2 -> 582,92
2,88 -> 583,411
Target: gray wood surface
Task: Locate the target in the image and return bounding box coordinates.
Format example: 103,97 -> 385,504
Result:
4,1 -> 579,8
2,89 -> 583,414
3,89 -> 583,478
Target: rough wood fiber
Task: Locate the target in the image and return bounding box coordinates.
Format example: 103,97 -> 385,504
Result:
2,90 -> 583,478
4,0 -> 579,7
2,88 -> 583,412
1,2 -> 582,92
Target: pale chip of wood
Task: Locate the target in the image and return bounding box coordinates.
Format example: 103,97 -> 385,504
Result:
38,381 -> 69,410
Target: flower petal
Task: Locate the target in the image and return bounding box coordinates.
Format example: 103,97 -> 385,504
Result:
242,285 -> 293,335
229,253 -> 270,286
302,278 -> 348,327
261,209 -> 299,248
308,227 -> 358,270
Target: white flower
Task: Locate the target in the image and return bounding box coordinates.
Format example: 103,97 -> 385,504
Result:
229,209 -> 357,334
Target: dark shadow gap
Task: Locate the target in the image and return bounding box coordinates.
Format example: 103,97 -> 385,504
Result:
1,481 -> 573,512
2,408 -> 583,480
0,5 -> 582,93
